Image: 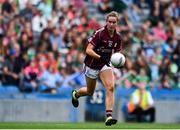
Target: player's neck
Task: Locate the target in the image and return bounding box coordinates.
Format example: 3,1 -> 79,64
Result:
108,30 -> 114,37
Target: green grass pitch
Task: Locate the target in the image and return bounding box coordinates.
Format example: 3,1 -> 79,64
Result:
0,122 -> 180,129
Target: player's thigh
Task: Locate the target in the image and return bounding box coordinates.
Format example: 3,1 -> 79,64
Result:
85,76 -> 97,93
83,64 -> 99,93
99,69 -> 115,88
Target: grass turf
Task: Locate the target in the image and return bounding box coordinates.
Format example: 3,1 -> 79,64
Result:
0,122 -> 180,129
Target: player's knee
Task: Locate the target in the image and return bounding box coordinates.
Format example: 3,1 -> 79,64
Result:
106,84 -> 114,93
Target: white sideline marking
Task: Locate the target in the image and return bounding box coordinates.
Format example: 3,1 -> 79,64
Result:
4,129 -> 180,130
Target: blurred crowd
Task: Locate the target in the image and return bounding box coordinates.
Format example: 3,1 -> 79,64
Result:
0,0 -> 179,93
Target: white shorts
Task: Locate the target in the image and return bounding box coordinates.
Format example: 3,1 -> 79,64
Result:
83,64 -> 112,79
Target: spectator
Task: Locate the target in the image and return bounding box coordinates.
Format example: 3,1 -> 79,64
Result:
134,68 -> 150,85
152,21 -> 168,41
21,60 -> 40,92
2,46 -> 24,87
49,27 -> 65,52
22,21 -> 33,44
0,56 -> 4,85
127,79 -> 155,122
19,32 -> 32,53
37,28 -> 52,53
1,0 -> 13,14
159,56 -> 178,89
98,0 -> 113,14
72,0 -> 85,9
174,18 -> 180,40
19,1 -> 34,21
88,18 -> 101,32
120,68 -> 137,88
161,74 -> 172,89
32,9 -> 47,42
149,47 -> 163,84
172,41 -> 180,70
142,33 -> 155,59
38,0 -> 52,19
39,64 -> 63,94
43,51 -> 58,73
119,9 -> 134,33
161,37 -> 175,57
134,48 -> 151,79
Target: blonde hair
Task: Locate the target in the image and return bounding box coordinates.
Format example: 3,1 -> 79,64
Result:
106,11 -> 119,21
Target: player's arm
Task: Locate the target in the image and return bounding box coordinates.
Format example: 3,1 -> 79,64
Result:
86,43 -> 100,59
86,43 -> 110,66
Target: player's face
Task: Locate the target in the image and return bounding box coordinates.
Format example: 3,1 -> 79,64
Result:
106,16 -> 117,31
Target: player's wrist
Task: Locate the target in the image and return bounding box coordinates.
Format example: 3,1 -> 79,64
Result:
98,55 -> 101,59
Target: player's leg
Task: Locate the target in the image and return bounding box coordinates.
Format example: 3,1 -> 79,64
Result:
76,76 -> 97,97
100,69 -> 115,113
72,76 -> 97,107
72,65 -> 98,108
100,67 -> 117,126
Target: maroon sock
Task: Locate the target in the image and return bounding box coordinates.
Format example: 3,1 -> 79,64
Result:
106,110 -> 112,118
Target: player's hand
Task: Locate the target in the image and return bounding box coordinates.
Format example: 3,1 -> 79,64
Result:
99,56 -> 110,67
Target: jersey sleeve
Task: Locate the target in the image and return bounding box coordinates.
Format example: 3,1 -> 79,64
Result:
87,31 -> 100,47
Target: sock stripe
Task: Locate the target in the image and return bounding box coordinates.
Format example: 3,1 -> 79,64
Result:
106,112 -> 112,114
106,110 -> 112,112
106,110 -> 112,117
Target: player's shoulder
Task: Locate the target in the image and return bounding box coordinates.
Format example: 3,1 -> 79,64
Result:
116,31 -> 123,39
116,31 -> 122,37
94,27 -> 105,35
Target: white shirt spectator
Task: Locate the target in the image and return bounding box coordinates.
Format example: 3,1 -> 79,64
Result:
32,13 -> 47,33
